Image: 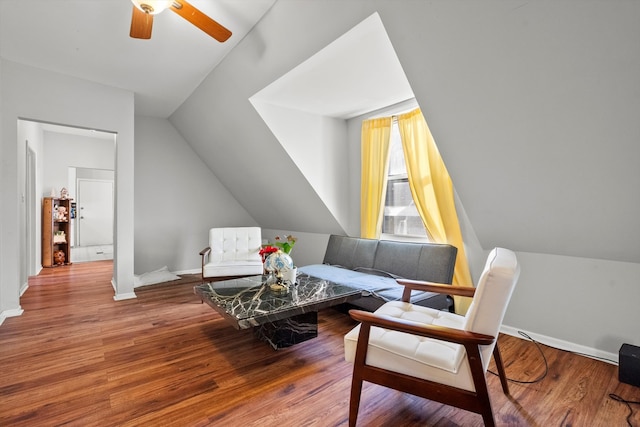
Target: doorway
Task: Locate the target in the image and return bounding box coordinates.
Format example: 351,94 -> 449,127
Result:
19,120 -> 116,270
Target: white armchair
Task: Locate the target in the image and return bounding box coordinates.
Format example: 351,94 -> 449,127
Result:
344,247 -> 520,426
199,227 -> 263,281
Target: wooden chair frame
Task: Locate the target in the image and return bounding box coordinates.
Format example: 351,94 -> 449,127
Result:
199,246 -> 211,282
348,280 -> 510,427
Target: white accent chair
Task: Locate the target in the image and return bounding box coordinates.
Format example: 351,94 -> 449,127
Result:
199,227 -> 263,281
344,247 -> 520,427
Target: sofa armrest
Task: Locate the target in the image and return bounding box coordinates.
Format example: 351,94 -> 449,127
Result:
199,246 -> 211,257
396,278 -> 475,302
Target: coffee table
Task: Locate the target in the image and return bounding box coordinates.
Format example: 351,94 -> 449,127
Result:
194,272 -> 361,349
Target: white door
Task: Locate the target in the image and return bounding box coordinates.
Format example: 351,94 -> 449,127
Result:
77,179 -> 114,247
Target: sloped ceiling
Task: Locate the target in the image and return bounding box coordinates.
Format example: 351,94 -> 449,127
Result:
250,13 -> 413,119
171,0 -> 640,263
249,13 -> 414,234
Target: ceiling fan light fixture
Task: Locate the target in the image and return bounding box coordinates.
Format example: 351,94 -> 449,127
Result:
131,0 -> 173,15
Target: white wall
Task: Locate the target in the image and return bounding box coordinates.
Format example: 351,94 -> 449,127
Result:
505,252 -> 640,359
17,120 -> 45,281
172,0 -> 640,360
133,116 -> 258,274
249,101 -> 351,232
42,131 -> 115,198
262,228 -> 330,269
0,59 -> 136,310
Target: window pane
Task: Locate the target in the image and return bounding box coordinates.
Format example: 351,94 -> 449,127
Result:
387,121 -> 406,176
380,119 -> 428,238
382,178 -> 428,237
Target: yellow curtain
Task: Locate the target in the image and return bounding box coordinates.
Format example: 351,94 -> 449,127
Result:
360,117 -> 392,239
397,108 -> 474,314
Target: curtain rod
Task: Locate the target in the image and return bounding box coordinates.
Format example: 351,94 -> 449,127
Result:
363,98 -> 418,120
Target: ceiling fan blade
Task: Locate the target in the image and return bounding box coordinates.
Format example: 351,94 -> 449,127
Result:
170,0 -> 232,42
130,5 -> 153,39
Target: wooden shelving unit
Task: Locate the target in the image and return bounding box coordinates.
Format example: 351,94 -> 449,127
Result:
42,197 -> 73,267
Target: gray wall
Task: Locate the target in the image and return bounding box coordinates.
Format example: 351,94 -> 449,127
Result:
1,59 -> 136,307
133,116 -> 257,274
170,0 -> 640,359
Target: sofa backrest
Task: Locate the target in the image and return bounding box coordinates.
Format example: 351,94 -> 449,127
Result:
323,234 -> 378,270
323,235 -> 457,284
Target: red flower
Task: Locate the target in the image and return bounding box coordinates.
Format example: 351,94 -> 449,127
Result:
259,245 -> 279,262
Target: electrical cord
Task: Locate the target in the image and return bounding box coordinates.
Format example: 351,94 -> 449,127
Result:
490,331 -> 638,426
488,331 -> 548,384
609,393 -> 640,427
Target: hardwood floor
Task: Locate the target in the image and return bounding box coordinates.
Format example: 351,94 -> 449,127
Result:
1,261 -> 638,426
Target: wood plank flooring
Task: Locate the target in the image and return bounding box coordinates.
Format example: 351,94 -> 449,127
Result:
1,261 -> 638,426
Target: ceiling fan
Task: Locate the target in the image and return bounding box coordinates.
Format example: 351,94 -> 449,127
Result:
129,0 -> 232,42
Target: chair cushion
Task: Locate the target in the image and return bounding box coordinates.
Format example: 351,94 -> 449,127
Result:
203,260 -> 263,278
204,227 -> 263,278
344,301 -> 476,391
209,227 -> 262,263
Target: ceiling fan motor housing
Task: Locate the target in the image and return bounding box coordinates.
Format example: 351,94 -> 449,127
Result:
131,0 -> 173,15
129,0 -> 231,42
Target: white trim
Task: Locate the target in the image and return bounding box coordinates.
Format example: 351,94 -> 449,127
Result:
0,308 -> 25,326
501,324 -> 618,365
113,292 -> 137,301
361,98 -> 418,120
111,277 -> 136,300
172,268 -> 200,275
20,283 -> 29,297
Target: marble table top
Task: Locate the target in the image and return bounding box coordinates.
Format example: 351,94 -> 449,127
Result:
194,272 -> 361,330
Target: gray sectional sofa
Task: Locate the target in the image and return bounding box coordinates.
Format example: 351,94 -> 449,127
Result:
297,235 -> 458,312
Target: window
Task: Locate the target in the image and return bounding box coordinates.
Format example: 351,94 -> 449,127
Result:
381,119 -> 429,239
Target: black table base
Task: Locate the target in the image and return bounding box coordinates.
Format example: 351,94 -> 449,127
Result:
253,311 -> 318,350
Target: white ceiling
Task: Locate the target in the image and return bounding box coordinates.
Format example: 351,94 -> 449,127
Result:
250,12 -> 414,119
0,0 -> 276,118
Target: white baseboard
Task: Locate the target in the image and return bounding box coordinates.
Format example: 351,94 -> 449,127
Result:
173,268 -> 200,275
113,292 -> 137,301
111,277 -> 137,300
0,308 -> 25,326
501,324 -> 618,365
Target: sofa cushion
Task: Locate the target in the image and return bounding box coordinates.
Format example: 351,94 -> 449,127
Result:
323,235 -> 457,284
323,234 -> 378,270
298,264 -> 393,295
373,241 -> 423,278
314,235 -> 457,312
297,264 -> 440,306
